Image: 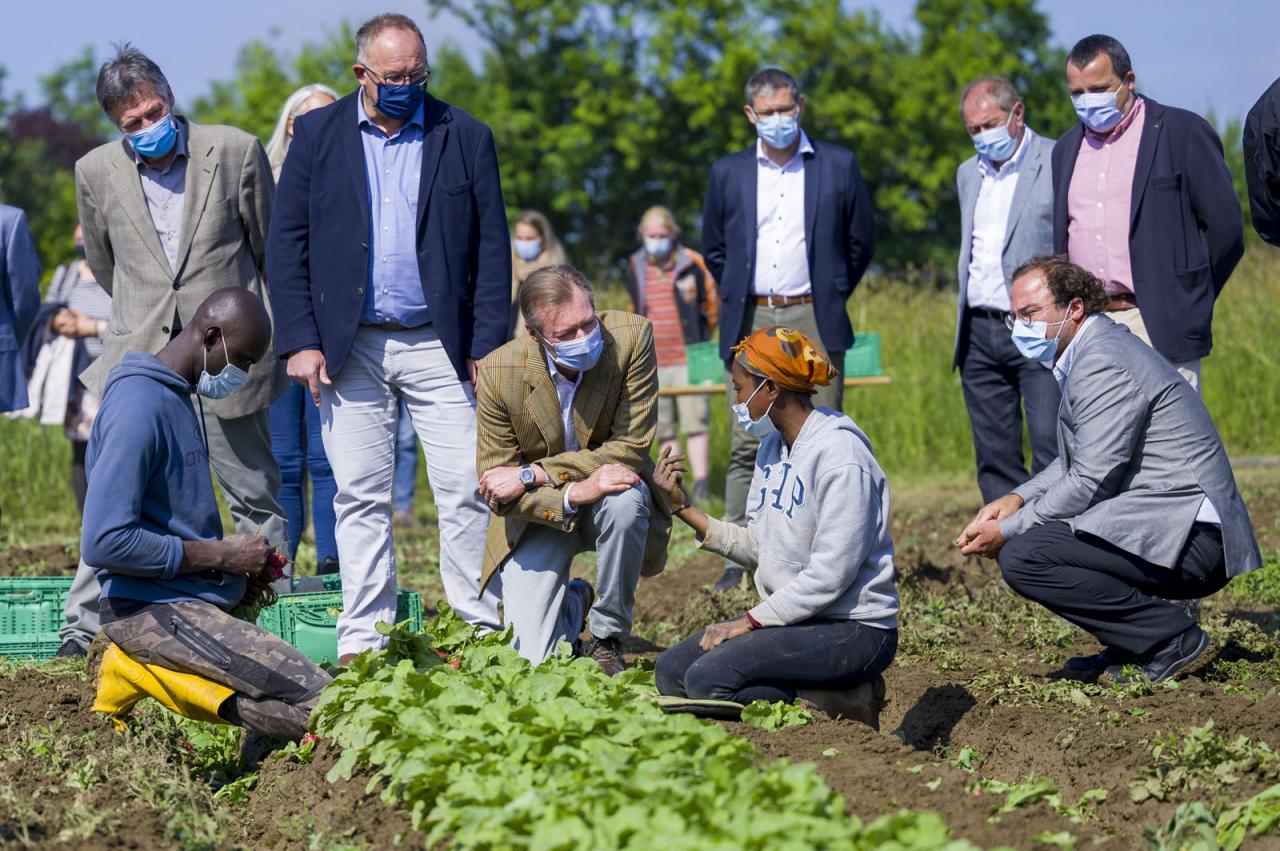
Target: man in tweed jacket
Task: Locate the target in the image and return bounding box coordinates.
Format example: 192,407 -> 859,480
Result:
476,265 -> 671,674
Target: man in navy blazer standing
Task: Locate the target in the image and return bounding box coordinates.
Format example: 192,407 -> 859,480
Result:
1052,34 -> 1243,393
702,67 -> 875,591
267,13 -> 511,661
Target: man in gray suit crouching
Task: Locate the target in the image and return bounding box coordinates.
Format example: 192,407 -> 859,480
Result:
957,255 -> 1261,685
58,44 -> 287,656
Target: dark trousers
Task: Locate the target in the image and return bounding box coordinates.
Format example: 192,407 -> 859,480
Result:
269,382 -> 338,562
101,598 -> 332,741
655,618 -> 896,704
998,521 -> 1229,657
959,312 -> 1060,503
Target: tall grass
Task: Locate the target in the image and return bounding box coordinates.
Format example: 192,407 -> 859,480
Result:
3,244 -> 1277,545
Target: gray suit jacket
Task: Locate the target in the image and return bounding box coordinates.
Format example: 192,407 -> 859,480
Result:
953,128 -> 1055,367
74,117 -> 285,419
999,316 -> 1261,578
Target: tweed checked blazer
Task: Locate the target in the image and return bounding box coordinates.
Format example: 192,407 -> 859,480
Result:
74,117 -> 286,419
475,309 -> 673,589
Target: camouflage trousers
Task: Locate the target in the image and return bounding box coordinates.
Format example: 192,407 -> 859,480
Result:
100,599 -> 332,741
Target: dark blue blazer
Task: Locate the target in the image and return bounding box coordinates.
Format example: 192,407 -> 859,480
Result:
267,92 -> 511,381
1052,97 -> 1243,363
701,139 -> 875,361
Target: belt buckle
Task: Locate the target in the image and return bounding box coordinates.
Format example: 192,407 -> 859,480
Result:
766,293 -> 779,308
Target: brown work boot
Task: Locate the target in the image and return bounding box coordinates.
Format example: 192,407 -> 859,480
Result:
797,673 -> 887,731
575,635 -> 626,676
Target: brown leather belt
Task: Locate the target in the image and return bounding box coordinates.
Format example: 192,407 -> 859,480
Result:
753,294 -> 814,307
1105,293 -> 1138,312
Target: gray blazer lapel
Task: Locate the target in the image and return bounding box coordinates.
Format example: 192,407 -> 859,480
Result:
956,160 -> 981,294
173,132 -> 217,278
1002,136 -> 1042,251
107,154 -> 172,278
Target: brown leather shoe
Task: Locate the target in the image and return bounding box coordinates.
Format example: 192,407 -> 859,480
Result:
575,635 -> 626,676
797,673 -> 887,731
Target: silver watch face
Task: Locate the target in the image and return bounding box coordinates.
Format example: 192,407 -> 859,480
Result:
520,467 -> 536,486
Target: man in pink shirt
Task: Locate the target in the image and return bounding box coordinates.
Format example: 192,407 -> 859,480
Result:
1051,35 -> 1243,392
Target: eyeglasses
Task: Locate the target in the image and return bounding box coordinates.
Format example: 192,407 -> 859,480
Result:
1004,304 -> 1070,330
363,65 -> 431,88
749,103 -> 799,119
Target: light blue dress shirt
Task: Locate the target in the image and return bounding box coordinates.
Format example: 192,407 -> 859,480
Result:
131,118 -> 190,274
357,95 -> 430,328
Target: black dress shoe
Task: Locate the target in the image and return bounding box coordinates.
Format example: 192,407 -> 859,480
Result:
710,566 -> 747,592
1061,646 -> 1134,679
1102,625 -> 1210,685
316,557 -> 341,576
55,640 -> 87,658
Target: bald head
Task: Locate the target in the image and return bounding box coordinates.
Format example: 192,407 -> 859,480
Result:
192,288 -> 272,364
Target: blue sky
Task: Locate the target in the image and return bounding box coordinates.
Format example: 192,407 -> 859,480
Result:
1,1 -> 1275,123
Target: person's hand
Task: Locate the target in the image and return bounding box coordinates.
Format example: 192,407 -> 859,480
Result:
974,493 -> 1024,525
51,308 -> 80,338
699,615 -> 755,651
479,466 -> 526,509
219,534 -> 272,576
466,357 -> 478,386
287,350 -> 331,406
569,464 -> 640,508
75,313 -> 102,337
957,519 -> 1006,559
653,445 -> 689,509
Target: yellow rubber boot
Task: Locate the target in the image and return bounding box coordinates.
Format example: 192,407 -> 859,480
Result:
92,643 -> 236,726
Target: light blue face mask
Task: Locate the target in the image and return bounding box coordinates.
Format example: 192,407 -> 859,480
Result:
196,335 -> 250,399
643,236 -> 672,258
732,379 -> 777,438
1072,85 -> 1125,133
1010,313 -> 1069,367
972,114 -> 1017,162
126,114 -> 178,159
544,321 -> 604,372
513,238 -> 542,261
754,112 -> 800,149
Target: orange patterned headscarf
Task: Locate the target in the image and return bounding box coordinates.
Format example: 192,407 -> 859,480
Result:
731,326 -> 835,393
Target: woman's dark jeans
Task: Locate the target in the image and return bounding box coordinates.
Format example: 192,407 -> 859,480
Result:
269,383 -> 338,562
656,618 -> 897,704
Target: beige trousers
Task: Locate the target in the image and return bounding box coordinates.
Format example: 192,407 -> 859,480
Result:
1107,308 -> 1202,393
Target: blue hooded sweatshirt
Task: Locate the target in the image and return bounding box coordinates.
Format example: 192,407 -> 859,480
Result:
81,352 -> 246,609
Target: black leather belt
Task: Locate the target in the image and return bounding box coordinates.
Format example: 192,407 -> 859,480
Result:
968,307 -> 1007,322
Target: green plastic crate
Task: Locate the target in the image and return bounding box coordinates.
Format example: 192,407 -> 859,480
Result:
0,577 -> 73,659
257,589 -> 422,665
843,332 -> 883,378
685,340 -> 723,385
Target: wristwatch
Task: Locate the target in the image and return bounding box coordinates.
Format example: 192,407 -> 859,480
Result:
518,466 -> 538,491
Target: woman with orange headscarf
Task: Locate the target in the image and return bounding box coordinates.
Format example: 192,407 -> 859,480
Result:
651,326 -> 899,725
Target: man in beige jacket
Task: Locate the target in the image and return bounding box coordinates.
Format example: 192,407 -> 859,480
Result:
59,44 -> 286,656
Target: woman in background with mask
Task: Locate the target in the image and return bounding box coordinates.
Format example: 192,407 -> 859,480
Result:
510,210 -> 567,338
624,206 -> 718,503
651,325 -> 898,727
264,83 -> 340,570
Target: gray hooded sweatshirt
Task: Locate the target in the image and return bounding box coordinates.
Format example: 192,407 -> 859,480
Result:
699,408 -> 899,629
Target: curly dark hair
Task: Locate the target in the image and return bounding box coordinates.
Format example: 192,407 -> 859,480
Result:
1011,255 -> 1108,314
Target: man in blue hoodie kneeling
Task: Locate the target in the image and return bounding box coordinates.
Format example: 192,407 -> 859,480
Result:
83,288 -> 331,742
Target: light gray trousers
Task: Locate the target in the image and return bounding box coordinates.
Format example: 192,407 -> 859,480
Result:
60,405 -> 285,648
501,483 -> 650,664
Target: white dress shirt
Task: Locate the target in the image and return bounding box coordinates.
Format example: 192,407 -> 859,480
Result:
545,351 -> 584,515
753,132 -> 814,298
1052,315 -> 1219,525
966,128 -> 1035,312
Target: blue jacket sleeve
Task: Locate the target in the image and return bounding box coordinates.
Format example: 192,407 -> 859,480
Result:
468,126 -> 512,360
842,153 -> 875,293
265,118 -> 322,358
80,405 -> 184,578
701,162 -> 727,293
5,210 -> 42,341
1184,116 -> 1245,294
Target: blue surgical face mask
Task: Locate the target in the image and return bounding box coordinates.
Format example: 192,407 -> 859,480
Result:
514,238 -> 542,261
375,81 -> 425,120
732,379 -> 777,438
644,236 -> 672,258
1010,312 -> 1070,367
196,335 -> 250,399
754,112 -> 800,149
544,321 -> 604,372
126,114 -> 178,159
972,114 -> 1018,162
1072,84 -> 1125,133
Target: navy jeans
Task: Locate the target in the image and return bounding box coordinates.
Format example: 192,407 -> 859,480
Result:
393,397 -> 420,514
269,383 -> 338,562
656,618 -> 897,704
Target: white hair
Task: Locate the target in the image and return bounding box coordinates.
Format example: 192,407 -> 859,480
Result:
265,83 -> 340,179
